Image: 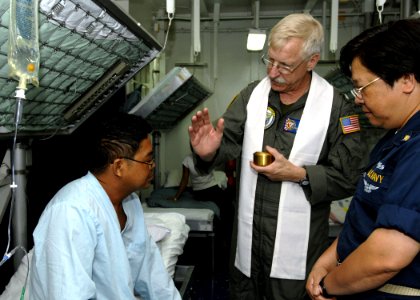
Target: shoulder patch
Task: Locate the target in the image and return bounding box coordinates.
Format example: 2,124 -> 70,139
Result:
283,116 -> 300,133
265,106 -> 276,129
340,114 -> 360,134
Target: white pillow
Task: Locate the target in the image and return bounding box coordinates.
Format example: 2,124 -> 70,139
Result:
146,223 -> 171,242
163,169 -> 182,188
144,211 -> 190,278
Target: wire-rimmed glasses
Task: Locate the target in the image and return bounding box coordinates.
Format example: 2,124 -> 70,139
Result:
261,54 -> 308,75
121,157 -> 155,168
350,77 -> 381,99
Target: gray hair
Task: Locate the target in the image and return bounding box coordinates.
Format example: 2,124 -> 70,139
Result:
268,13 -> 324,58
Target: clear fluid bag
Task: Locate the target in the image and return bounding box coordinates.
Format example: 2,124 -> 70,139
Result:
8,0 -> 40,88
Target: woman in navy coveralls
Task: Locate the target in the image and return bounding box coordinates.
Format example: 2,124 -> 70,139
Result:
306,19 -> 420,300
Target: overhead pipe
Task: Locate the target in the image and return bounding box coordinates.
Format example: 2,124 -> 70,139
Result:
254,0 -> 260,29
322,0 -> 327,60
152,131 -> 161,188
401,0 -> 412,19
156,11 -> 400,23
213,2 -> 220,81
363,0 -> 375,29
191,0 -> 201,62
329,0 -> 338,53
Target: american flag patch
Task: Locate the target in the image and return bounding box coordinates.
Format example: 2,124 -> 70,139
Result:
340,115 -> 360,134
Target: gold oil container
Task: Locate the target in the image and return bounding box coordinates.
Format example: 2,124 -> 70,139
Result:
253,151 -> 273,166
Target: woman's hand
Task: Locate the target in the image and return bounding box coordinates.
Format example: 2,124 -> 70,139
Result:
306,269 -> 336,300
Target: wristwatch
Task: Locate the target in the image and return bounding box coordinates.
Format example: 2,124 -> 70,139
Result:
298,175 -> 310,187
319,276 -> 334,298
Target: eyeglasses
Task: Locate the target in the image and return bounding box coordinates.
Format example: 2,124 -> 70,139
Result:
261,54 -> 308,75
121,157 -> 155,168
350,77 -> 381,99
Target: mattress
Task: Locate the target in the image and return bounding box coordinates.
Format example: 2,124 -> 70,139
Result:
146,187 -> 220,218
142,203 -> 214,232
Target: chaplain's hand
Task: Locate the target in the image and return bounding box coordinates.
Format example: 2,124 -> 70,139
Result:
188,108 -> 224,162
250,145 -> 306,182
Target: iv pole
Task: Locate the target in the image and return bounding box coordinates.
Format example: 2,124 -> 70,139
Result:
11,85 -> 29,269
11,143 -> 28,269
3,0 -> 39,271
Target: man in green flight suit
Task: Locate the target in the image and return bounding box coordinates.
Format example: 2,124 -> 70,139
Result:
188,13 -> 366,300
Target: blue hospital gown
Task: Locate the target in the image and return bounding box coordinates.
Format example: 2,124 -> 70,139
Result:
29,172 -> 180,300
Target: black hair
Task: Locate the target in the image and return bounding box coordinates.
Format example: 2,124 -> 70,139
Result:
88,113 -> 152,174
340,19 -> 420,86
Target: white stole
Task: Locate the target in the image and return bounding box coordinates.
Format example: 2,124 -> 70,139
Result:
235,72 -> 333,279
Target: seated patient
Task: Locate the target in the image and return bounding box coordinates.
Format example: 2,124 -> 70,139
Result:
168,153 -> 230,221
168,154 -> 225,201
29,113 -> 181,300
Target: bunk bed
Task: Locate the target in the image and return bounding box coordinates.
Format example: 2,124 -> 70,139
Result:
141,168 -> 229,291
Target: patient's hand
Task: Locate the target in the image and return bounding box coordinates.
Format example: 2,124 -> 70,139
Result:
167,196 -> 178,201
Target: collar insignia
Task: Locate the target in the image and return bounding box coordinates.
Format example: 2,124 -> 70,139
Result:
402,134 -> 411,142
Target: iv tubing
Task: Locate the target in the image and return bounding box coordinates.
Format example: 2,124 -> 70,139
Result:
11,80 -> 25,187
0,80 -> 30,300
1,80 -> 27,269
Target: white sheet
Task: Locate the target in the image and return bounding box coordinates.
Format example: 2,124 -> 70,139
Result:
0,250 -> 32,300
144,212 -> 190,278
142,203 -> 214,232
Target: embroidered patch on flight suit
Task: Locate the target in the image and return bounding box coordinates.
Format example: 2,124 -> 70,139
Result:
283,116 -> 300,133
265,106 -> 276,129
340,115 -> 361,134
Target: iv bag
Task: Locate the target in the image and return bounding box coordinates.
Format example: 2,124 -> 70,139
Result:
8,0 -> 40,88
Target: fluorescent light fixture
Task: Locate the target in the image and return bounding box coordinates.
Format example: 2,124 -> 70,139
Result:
129,67 -> 211,130
247,29 -> 266,51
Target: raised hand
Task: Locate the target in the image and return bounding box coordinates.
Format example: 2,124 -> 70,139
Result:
188,108 -> 224,161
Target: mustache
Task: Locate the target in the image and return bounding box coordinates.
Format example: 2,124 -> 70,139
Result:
271,77 -> 287,84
